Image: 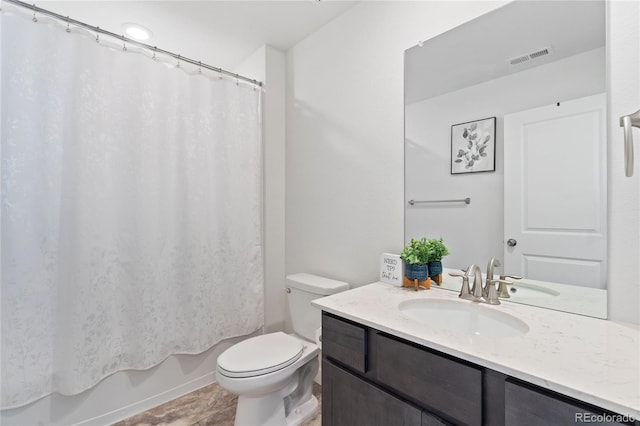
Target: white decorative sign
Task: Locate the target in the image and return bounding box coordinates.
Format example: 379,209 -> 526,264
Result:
379,253 -> 404,286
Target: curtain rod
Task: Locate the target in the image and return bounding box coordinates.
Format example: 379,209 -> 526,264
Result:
2,0 -> 263,87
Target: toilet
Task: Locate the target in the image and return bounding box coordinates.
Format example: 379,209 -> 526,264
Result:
216,273 -> 350,426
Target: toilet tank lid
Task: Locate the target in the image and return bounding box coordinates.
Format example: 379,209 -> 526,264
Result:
286,273 -> 349,295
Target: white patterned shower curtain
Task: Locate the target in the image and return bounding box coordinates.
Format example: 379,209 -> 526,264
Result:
1,6 -> 263,408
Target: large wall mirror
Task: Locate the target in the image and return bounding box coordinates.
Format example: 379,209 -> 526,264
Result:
404,0 -> 607,318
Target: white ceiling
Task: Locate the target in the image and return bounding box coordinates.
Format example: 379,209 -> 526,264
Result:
39,1 -> 358,70
404,0 -> 606,104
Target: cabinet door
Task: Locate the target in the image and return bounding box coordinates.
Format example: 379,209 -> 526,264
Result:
505,380 -> 633,426
323,360 -> 421,426
376,333 -> 482,426
422,410 -> 453,426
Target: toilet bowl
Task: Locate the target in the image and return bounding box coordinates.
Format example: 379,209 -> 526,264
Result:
216,273 -> 349,426
217,333 -> 320,426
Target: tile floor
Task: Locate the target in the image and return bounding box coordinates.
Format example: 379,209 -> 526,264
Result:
113,382 -> 322,426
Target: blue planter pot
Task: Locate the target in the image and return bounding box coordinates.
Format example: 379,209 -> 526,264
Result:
428,261 -> 443,277
405,264 -> 429,281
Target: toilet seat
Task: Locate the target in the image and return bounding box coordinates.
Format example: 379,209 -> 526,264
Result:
217,332 -> 304,378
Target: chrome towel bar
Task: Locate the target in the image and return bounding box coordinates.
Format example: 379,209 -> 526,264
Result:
408,197 -> 471,206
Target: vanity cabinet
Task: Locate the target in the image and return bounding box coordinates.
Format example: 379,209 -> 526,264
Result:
375,333 -> 482,425
504,380 -> 633,426
322,313 -> 477,426
321,312 -> 638,426
322,361 -> 422,425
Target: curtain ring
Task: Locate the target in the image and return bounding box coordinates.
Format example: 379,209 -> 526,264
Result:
122,34 -> 127,51
32,3 -> 37,22
176,54 -> 181,68
65,16 -> 70,33
198,61 -> 202,74
235,73 -> 239,86
96,26 -> 100,43
152,46 -> 157,61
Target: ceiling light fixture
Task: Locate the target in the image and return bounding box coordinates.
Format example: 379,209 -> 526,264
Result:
122,23 -> 153,41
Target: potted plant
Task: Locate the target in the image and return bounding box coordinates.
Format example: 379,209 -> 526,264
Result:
400,238 -> 432,283
426,238 -> 450,282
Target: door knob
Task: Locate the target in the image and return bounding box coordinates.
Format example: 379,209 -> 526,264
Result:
507,238 -> 517,247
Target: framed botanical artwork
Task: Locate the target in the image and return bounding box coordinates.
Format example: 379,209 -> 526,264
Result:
451,117 -> 496,174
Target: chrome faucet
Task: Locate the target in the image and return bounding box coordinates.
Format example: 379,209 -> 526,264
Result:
450,260 -> 514,305
467,264 -> 485,300
483,257 -> 518,304
484,258 -> 501,297
449,264 -> 483,302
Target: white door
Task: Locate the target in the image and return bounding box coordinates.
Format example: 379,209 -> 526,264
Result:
504,93 -> 607,288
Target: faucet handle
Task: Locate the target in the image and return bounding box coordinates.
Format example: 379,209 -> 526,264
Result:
485,279 -> 513,305
449,272 -> 473,300
498,274 -> 521,298
500,274 -> 522,280
488,278 -> 513,286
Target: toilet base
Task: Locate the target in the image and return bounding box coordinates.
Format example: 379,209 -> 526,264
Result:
284,394 -> 318,426
234,391 -> 318,426
231,356 -> 319,426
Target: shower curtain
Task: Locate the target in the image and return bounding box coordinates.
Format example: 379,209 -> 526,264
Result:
1,7 -> 263,408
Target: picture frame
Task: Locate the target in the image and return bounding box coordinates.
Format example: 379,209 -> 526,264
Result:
451,117 -> 496,174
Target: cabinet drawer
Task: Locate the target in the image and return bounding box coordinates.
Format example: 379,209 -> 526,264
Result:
505,380 -> 634,426
376,333 -> 482,426
322,313 -> 367,373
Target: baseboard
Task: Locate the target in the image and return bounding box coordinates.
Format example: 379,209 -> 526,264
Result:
75,373 -> 217,426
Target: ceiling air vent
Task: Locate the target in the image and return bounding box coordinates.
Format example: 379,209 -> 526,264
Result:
529,48 -> 550,59
509,55 -> 530,65
509,47 -> 552,66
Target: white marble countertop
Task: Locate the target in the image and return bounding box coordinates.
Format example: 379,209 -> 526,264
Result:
313,282 -> 640,420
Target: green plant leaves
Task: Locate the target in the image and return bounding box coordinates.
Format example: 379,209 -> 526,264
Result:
400,237 -> 450,264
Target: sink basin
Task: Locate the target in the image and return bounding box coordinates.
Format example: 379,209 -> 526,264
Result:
398,299 -> 529,337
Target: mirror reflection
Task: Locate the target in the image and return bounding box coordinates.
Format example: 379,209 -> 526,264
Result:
404,0 -> 607,318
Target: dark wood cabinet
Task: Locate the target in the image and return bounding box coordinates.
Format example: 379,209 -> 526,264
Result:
376,334 -> 482,426
322,314 -> 367,373
422,411 -> 453,426
322,312 -> 476,426
322,360 -> 422,426
505,380 -> 636,426
321,312 -> 638,426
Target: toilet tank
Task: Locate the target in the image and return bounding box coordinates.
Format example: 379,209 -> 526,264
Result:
286,273 -> 349,341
